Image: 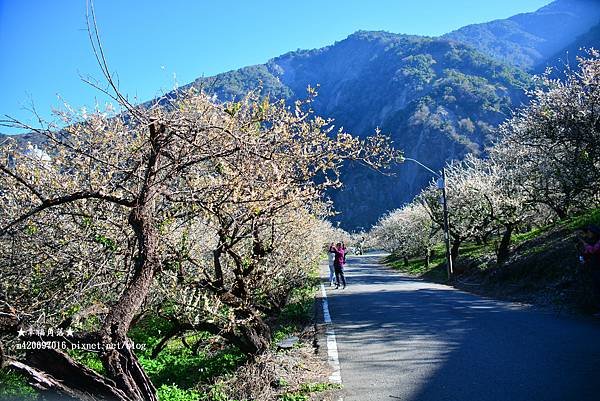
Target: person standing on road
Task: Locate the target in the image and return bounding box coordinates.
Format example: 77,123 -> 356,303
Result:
330,242 -> 347,289
328,242 -> 336,287
580,225 -> 600,314
355,237 -> 364,255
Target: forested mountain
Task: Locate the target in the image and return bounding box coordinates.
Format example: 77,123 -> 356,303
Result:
444,0 -> 600,71
6,1 -> 600,230
181,0 -> 600,230
185,32 -> 531,229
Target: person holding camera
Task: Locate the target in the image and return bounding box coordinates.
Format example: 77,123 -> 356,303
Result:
329,242 -> 347,289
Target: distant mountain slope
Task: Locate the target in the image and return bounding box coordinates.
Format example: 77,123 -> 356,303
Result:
444,0 -> 600,70
537,22 -> 600,75
186,32 -> 530,229
13,3 -> 597,230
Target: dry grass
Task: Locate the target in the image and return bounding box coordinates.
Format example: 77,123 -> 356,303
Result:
212,339 -> 340,401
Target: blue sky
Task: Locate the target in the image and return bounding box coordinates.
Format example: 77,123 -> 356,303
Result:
0,0 -> 551,134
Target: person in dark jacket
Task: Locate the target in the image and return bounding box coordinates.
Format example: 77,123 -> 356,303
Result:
329,242 -> 347,289
580,225 -> 600,314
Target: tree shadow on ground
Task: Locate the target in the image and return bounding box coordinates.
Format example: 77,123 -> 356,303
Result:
324,253 -> 600,401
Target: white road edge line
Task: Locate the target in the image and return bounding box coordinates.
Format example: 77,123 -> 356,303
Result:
321,283 -> 342,385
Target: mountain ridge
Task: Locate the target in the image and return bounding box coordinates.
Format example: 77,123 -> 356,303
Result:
444,0 -> 600,70
7,0 -> 600,230
181,31 -> 531,229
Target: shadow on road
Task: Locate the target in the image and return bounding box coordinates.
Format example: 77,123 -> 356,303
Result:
324,252 -> 600,401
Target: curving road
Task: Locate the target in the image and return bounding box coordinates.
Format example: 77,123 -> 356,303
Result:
321,251 -> 600,401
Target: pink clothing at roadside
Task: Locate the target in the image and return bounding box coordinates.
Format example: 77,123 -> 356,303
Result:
329,246 -> 346,267
584,240 -> 600,256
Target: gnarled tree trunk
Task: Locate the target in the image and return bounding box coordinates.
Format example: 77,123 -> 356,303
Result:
451,240 -> 461,265
8,349 -> 130,401
10,197 -> 161,401
496,224 -> 514,266
12,126 -> 165,401
236,318 -> 271,355
96,190 -> 160,400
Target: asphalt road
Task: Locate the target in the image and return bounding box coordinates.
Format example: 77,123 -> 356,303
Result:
322,251 -> 600,401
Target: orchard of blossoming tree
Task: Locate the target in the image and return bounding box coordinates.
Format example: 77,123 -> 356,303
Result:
371,52 -> 600,271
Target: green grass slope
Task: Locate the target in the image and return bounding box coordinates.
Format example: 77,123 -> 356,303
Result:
387,208 -> 600,313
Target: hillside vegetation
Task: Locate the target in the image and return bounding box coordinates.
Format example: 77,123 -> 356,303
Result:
386,209 -> 600,312
0,75 -> 398,400
371,53 -> 600,312
2,2 -> 600,400
185,32 -> 531,229
6,2 -> 600,231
